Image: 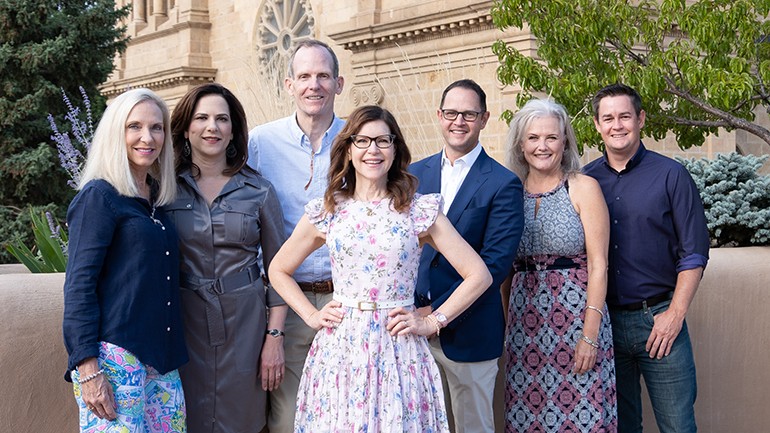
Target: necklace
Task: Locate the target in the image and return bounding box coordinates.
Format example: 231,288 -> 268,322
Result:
149,204 -> 166,230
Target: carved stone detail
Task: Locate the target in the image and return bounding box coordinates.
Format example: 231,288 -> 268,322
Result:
351,83 -> 385,106
256,0 -> 315,77
335,14 -> 496,54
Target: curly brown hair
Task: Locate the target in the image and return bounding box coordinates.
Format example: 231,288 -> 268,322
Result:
325,105 -> 417,213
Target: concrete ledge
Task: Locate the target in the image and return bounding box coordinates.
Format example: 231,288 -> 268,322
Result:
0,272 -> 76,432
1,247 -> 768,432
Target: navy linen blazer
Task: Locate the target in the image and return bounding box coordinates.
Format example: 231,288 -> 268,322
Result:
410,148 -> 524,362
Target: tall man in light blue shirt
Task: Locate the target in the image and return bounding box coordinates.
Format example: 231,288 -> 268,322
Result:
247,39 -> 345,433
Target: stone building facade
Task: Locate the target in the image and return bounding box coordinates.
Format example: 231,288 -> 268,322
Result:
103,0 -> 744,163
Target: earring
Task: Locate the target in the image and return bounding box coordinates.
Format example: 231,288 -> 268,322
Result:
226,143 -> 237,159
184,140 -> 191,157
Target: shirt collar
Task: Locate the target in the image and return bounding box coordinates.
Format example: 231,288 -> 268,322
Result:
441,142 -> 482,168
289,112 -> 341,153
603,142 -> 648,173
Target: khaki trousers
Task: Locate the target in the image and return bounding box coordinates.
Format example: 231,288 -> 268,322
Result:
429,337 -> 499,433
267,291 -> 334,433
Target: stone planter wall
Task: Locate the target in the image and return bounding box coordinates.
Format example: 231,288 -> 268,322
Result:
1,247 -> 768,432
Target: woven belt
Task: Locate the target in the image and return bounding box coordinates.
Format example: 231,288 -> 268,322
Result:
609,291 -> 673,311
297,280 -> 334,294
333,293 -> 413,311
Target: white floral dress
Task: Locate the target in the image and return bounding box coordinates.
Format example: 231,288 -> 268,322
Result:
295,194 -> 449,433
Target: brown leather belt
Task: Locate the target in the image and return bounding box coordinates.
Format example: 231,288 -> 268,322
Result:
297,280 -> 334,294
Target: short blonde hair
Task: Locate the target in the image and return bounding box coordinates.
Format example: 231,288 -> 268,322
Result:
79,88 -> 176,205
505,98 -> 581,181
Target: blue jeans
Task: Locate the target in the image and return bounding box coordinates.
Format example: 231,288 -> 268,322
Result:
609,300 -> 697,433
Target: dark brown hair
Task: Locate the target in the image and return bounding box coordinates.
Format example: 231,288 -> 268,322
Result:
591,83 -> 643,119
325,105 -> 417,213
171,83 -> 249,177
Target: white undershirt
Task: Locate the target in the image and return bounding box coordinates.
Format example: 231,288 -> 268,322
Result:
440,143 -> 482,213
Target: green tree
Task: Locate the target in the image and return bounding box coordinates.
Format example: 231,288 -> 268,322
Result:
491,0 -> 770,152
0,0 -> 130,263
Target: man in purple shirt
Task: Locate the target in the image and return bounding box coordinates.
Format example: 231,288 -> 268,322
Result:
583,83 -> 709,433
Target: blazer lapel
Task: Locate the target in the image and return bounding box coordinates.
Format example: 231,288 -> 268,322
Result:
445,149 -> 491,224
418,152 -> 442,194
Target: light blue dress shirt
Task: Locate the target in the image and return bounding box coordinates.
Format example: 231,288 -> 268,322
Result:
247,113 -> 345,282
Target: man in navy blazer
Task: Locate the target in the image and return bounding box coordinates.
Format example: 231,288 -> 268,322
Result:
410,79 -> 524,432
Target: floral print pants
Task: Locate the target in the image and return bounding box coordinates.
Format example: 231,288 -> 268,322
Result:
71,342 -> 186,433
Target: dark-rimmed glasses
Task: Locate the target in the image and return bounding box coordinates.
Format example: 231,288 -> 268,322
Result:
440,109 -> 483,122
350,134 -> 396,149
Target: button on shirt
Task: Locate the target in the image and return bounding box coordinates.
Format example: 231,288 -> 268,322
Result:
440,142 -> 482,213
583,144 -> 710,306
247,113 -> 345,283
63,179 -> 187,376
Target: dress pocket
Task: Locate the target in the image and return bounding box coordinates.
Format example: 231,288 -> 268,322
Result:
221,199 -> 261,244
164,200 -> 195,238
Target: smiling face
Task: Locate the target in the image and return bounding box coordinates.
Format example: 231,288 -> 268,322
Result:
593,94 -> 645,160
185,94 -> 233,162
285,45 -> 344,121
438,86 -> 490,162
125,100 -> 165,180
348,120 -> 395,190
522,116 -> 565,177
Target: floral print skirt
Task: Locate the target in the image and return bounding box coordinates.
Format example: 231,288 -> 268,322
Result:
294,307 -> 449,433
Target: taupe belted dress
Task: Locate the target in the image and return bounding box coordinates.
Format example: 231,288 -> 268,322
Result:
166,168 -> 286,433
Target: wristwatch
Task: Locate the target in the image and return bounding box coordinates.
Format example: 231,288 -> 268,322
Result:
266,329 -> 285,338
432,311 -> 448,328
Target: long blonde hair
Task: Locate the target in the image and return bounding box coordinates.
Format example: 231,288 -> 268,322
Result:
78,88 -> 176,205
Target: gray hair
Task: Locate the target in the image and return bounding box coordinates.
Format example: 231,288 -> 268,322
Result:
505,98 -> 581,181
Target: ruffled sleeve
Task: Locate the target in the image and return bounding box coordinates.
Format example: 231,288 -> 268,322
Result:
410,193 -> 443,235
304,197 -> 332,234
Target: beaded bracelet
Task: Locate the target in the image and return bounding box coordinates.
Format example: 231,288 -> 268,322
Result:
78,368 -> 104,384
580,334 -> 599,349
585,305 -> 604,318
425,314 -> 441,336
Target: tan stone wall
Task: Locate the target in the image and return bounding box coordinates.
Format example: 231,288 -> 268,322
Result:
3,248 -> 767,432
101,0 -> 769,167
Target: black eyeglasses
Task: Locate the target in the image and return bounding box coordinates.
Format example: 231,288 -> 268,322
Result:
350,134 -> 396,149
440,109 -> 483,122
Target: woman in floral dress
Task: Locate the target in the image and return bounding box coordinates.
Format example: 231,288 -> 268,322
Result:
268,105 -> 492,433
502,99 -> 617,432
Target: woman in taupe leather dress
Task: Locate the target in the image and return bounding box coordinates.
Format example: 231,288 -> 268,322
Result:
166,83 -> 287,433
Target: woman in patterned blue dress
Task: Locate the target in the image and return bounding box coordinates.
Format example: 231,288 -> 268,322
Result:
502,99 -> 617,432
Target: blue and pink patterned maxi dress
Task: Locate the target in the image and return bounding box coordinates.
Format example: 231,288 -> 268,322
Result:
505,180 -> 617,432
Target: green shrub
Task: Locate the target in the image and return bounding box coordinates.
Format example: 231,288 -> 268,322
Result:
678,153 -> 770,247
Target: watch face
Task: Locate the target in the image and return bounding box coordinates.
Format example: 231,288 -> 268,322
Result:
433,311 -> 448,326
267,329 -> 283,337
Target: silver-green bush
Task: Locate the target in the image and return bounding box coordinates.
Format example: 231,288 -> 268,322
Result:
678,153 -> 770,247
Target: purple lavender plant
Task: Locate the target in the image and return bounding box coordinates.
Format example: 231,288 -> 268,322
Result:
48,86 -> 93,188
45,211 -> 68,256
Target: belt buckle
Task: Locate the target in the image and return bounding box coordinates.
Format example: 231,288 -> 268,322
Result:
357,301 -> 377,311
